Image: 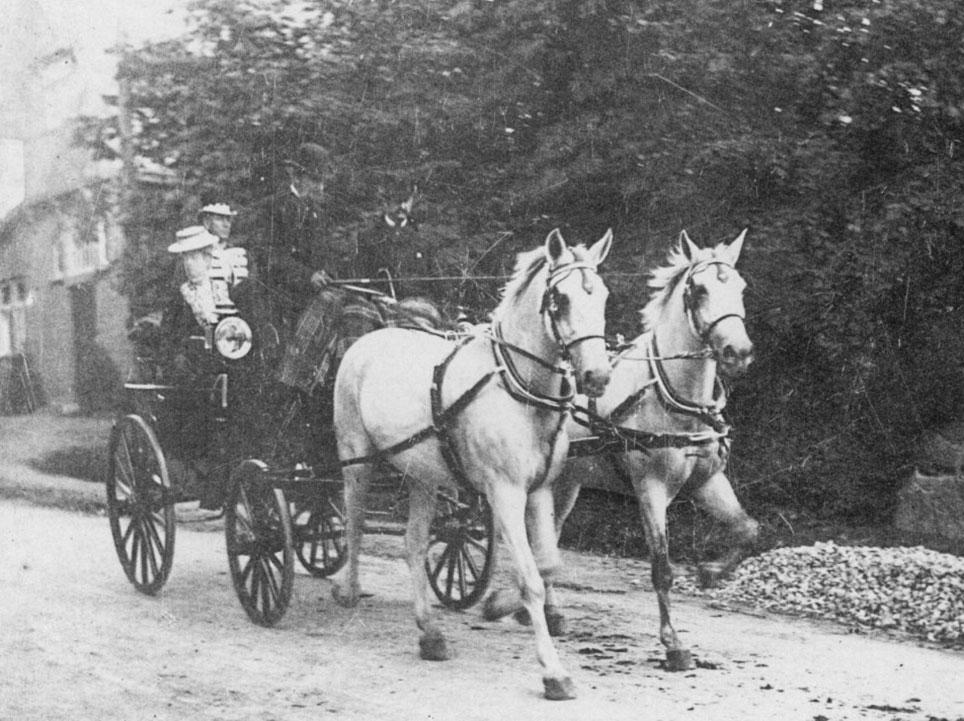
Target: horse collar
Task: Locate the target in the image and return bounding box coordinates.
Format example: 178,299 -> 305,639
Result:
489,323 -> 575,411
648,334 -> 726,427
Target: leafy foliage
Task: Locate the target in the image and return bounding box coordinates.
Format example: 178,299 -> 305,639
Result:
88,0 -> 964,526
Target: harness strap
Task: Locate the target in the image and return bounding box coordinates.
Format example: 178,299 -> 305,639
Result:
340,338 -> 497,478
430,342 -> 496,488
649,335 -> 729,434
490,325 -> 574,411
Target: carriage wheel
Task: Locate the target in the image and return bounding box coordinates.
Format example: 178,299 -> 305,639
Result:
426,490 -> 494,610
225,460 -> 294,627
106,414 -> 176,595
291,493 -> 347,577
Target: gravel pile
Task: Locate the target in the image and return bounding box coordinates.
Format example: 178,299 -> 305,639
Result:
678,541 -> 964,645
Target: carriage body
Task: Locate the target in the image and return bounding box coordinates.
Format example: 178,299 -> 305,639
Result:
104,300 -> 494,625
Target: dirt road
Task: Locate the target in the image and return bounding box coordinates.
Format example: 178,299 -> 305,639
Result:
1,499 -> 962,721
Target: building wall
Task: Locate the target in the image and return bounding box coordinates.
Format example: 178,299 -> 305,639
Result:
0,189 -> 132,413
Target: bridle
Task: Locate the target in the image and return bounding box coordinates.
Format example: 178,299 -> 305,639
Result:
541,260 -> 607,354
681,258 -> 745,348
489,258 -> 606,410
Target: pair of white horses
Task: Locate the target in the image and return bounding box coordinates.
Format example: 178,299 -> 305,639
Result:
330,227 -> 756,700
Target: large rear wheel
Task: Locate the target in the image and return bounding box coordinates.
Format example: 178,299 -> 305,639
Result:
426,490 -> 494,610
106,414 -> 176,595
225,460 -> 294,627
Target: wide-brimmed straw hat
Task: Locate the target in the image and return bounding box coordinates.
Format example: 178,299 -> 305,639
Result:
167,225 -> 219,254
199,202 -> 237,217
283,142 -> 330,177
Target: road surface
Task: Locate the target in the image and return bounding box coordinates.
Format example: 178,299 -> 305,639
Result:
1,499 -> 962,721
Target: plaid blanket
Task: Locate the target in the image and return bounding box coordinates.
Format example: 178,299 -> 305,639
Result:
277,289 -> 444,395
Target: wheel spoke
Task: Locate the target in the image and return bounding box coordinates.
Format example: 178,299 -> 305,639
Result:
428,543 -> 451,583
444,542 -> 458,599
258,558 -> 278,611
458,544 -> 481,584
129,523 -> 141,574
264,549 -> 285,574
240,555 -> 255,587
142,511 -> 165,552
249,557 -> 262,608
142,518 -> 161,579
456,548 -> 468,598
463,533 -> 489,554
121,516 -> 137,547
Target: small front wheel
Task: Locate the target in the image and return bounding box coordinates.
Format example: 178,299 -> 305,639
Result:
426,490 -> 494,610
106,414 -> 176,595
291,493 -> 347,577
225,460 -> 294,627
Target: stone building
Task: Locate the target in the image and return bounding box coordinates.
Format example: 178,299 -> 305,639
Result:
0,0 -> 181,413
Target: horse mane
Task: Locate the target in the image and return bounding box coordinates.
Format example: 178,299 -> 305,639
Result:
639,241 -> 718,331
495,243 -> 594,315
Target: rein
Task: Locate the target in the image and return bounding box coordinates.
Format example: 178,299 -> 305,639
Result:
343,256 -> 603,492
569,257 -> 740,459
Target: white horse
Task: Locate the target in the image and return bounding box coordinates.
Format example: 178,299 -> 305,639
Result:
485,229 -> 758,672
332,228 -> 614,700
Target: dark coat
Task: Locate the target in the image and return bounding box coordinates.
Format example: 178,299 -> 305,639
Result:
245,188 -> 331,325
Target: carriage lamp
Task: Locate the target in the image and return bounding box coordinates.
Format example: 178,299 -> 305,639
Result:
213,316 -> 253,359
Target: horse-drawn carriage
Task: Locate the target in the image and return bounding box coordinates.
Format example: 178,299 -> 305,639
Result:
105,281 -> 495,627
106,225 -> 758,699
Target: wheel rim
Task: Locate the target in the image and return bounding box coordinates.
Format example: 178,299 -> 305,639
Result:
106,415 -> 175,595
225,460 -> 294,626
292,494 -> 347,577
426,491 -> 494,610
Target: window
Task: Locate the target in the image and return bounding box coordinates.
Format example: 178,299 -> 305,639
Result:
54,216 -> 110,281
0,277 -> 31,357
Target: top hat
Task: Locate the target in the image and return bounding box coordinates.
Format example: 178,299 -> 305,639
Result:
284,142 -> 330,177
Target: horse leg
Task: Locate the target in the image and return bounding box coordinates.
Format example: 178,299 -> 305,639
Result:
482,484 -> 569,637
406,481 -> 450,661
489,483 -> 575,700
635,474 -> 693,672
692,470 -> 760,588
331,461 -> 372,607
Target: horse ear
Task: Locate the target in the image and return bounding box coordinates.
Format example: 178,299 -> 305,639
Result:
726,228 -> 747,264
588,228 -> 613,266
545,228 -> 567,263
679,230 -> 699,260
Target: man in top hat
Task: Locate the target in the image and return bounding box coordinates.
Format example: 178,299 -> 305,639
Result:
250,142 -> 337,328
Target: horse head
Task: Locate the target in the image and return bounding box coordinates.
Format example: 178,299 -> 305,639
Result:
540,228 -> 613,397
678,229 -> 753,377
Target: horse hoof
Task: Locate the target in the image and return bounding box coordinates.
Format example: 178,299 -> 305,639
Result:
545,606 -> 568,637
482,593 -> 512,622
512,608 -> 532,626
697,562 -> 724,589
543,676 -> 577,701
331,585 -> 358,609
665,648 -> 693,672
419,633 -> 451,661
